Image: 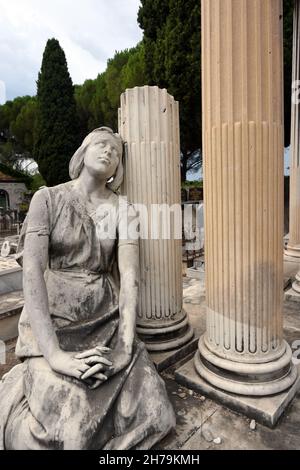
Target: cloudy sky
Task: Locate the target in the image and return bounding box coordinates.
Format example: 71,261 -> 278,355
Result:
0,0 -> 143,103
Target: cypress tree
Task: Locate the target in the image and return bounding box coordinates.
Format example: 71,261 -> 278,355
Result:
34,38 -> 79,186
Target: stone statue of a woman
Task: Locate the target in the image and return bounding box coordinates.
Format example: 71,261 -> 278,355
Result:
0,127 -> 176,450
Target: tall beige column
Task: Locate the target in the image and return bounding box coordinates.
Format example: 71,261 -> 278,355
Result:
286,0 -> 300,259
287,0 -> 300,295
119,86 -> 193,351
197,0 -> 297,395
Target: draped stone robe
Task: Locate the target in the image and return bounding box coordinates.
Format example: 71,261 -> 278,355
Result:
0,181 -> 175,450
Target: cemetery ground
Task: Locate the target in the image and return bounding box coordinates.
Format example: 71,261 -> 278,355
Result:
0,257 -> 300,450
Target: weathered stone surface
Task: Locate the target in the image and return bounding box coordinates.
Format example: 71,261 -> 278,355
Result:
157,376 -> 218,450
181,391 -> 300,450
2,276 -> 300,450
197,0 -> 298,398
150,278 -> 205,371
175,360 -> 300,428
284,288 -> 300,303
0,127 -> 176,450
0,266 -> 22,295
285,0 -> 300,260
0,290 -> 23,341
119,86 -> 193,352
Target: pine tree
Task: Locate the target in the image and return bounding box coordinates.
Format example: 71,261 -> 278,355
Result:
138,0 -> 201,182
138,0 -> 170,85
139,0 -> 294,180
34,38 -> 79,186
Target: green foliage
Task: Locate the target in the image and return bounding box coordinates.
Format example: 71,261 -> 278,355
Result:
75,72 -> 115,137
93,72 -> 116,129
10,97 -> 37,153
138,0 -> 201,181
105,50 -> 132,112
138,0 -> 170,84
121,43 -> 147,90
0,160 -> 45,194
0,162 -> 32,187
0,141 -> 14,167
182,180 -> 203,189
75,80 -> 97,140
0,95 -> 36,169
0,96 -> 32,131
28,172 -> 46,192
34,38 -> 80,186
75,43 -> 147,136
0,3 -> 295,184
139,0 -> 294,180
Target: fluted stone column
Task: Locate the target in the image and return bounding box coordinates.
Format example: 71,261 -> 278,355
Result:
196,0 -> 298,396
287,0 -> 300,296
286,0 -> 300,260
118,86 -> 193,351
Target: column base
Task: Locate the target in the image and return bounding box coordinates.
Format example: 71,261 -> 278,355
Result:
283,272 -> 300,299
284,286 -> 300,302
194,336 -> 297,396
284,244 -> 300,259
175,358 -> 300,428
136,310 -> 194,352
150,338 -> 198,372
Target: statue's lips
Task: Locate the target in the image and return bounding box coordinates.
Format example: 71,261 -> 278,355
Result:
97,158 -> 110,165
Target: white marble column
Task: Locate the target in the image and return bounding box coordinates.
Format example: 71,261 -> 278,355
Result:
119,86 -> 193,351
286,0 -> 300,260
196,0 -> 297,396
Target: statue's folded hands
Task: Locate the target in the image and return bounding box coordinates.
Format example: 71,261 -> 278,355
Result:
76,344 -> 132,389
48,348 -> 112,383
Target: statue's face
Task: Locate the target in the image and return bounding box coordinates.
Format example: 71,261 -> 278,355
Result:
84,133 -> 120,179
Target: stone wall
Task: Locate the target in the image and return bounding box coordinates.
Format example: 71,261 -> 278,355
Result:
0,182 -> 27,211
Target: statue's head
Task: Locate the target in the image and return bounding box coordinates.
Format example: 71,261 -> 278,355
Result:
69,127 -> 124,192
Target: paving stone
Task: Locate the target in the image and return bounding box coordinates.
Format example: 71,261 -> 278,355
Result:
157,376 -> 219,450
182,392 -> 300,450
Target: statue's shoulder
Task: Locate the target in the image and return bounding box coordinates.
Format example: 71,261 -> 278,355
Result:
35,181 -> 74,204
30,182 -> 74,220
43,180 -> 74,195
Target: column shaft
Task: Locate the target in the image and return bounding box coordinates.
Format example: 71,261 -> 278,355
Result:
197,0 -> 297,395
286,0 -> 300,258
119,86 -> 193,351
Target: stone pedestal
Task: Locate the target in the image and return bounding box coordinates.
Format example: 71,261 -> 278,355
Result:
186,257 -> 205,280
192,0 -> 298,398
119,86 -> 193,352
285,0 -> 300,259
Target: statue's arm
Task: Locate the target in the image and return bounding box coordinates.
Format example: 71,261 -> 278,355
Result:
117,243 -> 139,356
23,190 -> 96,380
76,242 -> 139,386
23,190 -> 61,363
